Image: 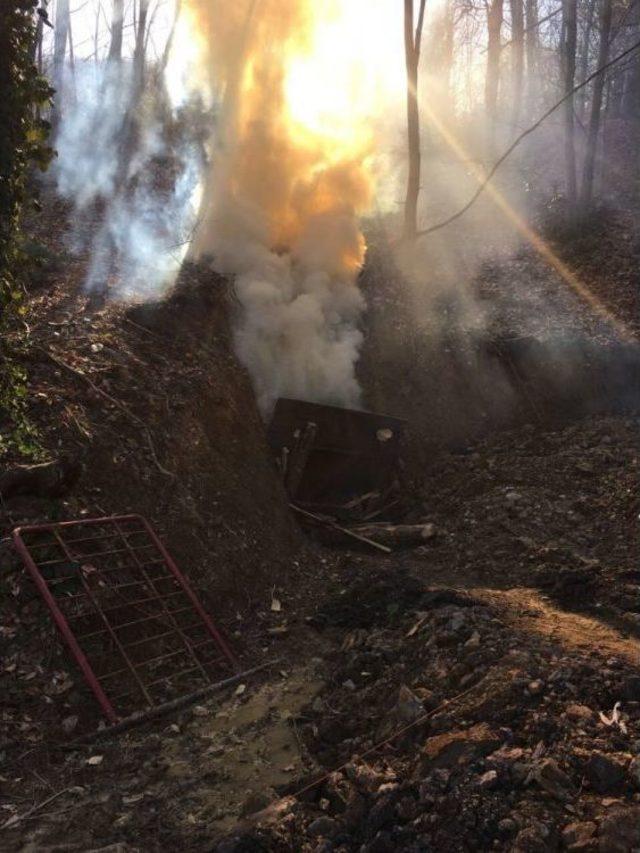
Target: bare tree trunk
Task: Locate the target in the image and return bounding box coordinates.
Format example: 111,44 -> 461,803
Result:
581,0 -> 613,207
607,65 -> 625,117
510,0 -> 525,127
133,0 -> 149,90
442,0 -> 455,100
622,8 -> 640,118
51,0 -> 71,133
561,0 -> 578,213
578,0 -> 597,120
485,0 -> 504,146
403,0 -> 427,242
108,0 -> 125,62
624,56 -> 640,118
525,0 -> 538,108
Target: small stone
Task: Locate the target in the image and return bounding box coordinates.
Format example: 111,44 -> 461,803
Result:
585,753 -> 625,795
192,705 -> 209,717
477,769 -> 498,789
62,714 -> 78,734
512,822 -> 551,852
394,685 -> 424,723
597,806 -> 640,852
464,630 -> 481,649
342,679 -> 356,691
448,611 -> 467,633
562,821 -> 596,851
620,676 -> 640,701
528,680 -> 544,696
531,758 -> 575,801
243,790 -> 276,819
498,818 -> 517,836
565,704 -> 592,722
308,816 -> 340,838
422,723 -> 500,770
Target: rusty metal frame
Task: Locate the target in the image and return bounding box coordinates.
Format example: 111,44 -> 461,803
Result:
13,514 -> 237,725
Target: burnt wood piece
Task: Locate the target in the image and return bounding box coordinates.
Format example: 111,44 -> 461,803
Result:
0,457 -> 81,500
347,523 -> 437,549
290,504 -> 392,554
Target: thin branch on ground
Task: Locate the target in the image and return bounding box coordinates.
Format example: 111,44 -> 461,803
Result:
40,347 -> 175,478
1,788 -> 72,830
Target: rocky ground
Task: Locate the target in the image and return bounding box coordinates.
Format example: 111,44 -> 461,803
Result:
1,199 -> 639,851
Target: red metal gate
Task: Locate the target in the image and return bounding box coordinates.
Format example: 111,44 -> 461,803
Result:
13,514 -> 237,724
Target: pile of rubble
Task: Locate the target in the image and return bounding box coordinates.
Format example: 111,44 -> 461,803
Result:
228,568 -> 640,852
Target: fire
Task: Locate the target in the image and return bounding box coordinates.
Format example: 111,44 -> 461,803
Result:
283,1 -> 406,154
178,0 -> 406,412
182,0 -> 405,264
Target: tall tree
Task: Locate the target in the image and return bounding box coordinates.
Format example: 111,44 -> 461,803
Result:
108,0 -> 124,62
403,0 -> 427,242
581,0 -> 613,205
510,0 -> 525,126
561,0 -> 578,212
525,0 -> 539,107
133,0 -> 150,90
621,2 -> 640,118
485,0 -> 505,143
51,0 -> 70,132
578,0 -> 597,119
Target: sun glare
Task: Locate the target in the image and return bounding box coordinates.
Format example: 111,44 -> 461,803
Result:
283,0 -> 405,155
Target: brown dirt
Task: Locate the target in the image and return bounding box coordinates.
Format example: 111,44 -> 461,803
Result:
1,198 -> 639,851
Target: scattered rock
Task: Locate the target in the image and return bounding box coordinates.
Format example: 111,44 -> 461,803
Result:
477,769 -> 498,789
562,821 -> 596,851
422,723 -> 500,770
565,704 -> 593,722
240,791 -> 273,817
529,758 -> 575,801
619,676 -> 640,701
585,753 -> 625,795
308,816 -> 341,838
597,806 -> 640,852
393,685 -> 424,723
512,822 -> 554,852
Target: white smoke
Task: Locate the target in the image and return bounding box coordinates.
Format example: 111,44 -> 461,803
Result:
53,61 -> 203,299
225,245 -> 364,413
184,0 -> 375,416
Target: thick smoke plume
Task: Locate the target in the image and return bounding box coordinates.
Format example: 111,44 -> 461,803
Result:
54,61 -> 203,300
185,0 -> 375,414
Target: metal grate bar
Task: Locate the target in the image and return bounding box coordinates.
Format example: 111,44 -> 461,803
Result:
51,529 -> 154,707
12,514 -> 237,724
112,520 -> 209,681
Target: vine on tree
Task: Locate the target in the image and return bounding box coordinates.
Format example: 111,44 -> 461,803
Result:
0,0 -> 54,458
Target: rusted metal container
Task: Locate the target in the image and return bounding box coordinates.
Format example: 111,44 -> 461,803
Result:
267,398 -> 405,508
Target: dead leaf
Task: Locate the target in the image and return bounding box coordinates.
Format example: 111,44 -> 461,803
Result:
271,597 -> 282,612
